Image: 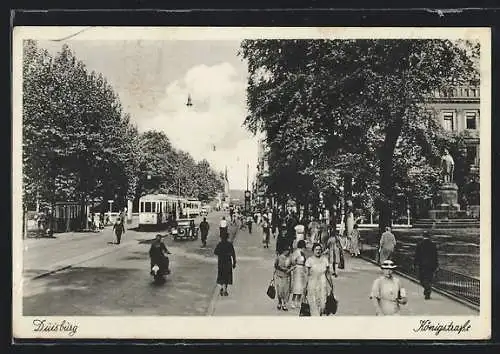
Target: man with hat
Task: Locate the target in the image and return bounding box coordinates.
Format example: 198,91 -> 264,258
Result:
370,260 -> 408,315
413,231 -> 439,300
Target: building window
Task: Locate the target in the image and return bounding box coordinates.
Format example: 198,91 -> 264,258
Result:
442,111 -> 455,131
466,146 -> 479,166
465,111 -> 478,130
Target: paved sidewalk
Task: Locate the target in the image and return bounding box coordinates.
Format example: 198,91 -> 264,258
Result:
211,224 -> 478,316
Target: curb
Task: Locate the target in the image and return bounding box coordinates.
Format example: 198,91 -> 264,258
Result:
359,255 -> 480,312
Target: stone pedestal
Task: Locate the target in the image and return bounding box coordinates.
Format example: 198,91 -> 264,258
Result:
438,182 -> 460,210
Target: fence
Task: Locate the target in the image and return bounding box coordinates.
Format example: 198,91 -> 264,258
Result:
360,244 -> 480,308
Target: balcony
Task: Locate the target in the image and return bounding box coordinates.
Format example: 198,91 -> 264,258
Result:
433,86 -> 480,100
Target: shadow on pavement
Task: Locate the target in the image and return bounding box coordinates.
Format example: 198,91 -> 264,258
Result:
23,266 -> 172,316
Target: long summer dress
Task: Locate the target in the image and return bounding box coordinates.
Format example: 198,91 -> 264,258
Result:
379,231 -> 396,263
274,254 -> 292,302
293,224 -> 305,248
305,255 -> 331,316
350,229 -> 360,256
291,249 -> 307,295
214,240 -> 236,285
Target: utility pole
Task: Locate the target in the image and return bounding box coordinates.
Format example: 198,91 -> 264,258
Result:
246,163 -> 249,191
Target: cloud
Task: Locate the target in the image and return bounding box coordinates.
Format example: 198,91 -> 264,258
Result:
136,62 -> 258,190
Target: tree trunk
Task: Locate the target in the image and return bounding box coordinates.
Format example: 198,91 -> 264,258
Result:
378,119 -> 403,236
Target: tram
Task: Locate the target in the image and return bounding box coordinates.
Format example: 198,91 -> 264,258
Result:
184,198 -> 202,217
139,194 -> 180,229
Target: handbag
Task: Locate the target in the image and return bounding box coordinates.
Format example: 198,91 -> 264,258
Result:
338,249 -> 345,269
266,273 -> 276,299
324,277 -> 338,315
299,297 -> 311,316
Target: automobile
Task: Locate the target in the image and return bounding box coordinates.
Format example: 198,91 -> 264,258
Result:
171,218 -> 199,241
200,207 -> 208,216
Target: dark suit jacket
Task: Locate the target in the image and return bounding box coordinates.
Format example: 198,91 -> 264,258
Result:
414,238 -> 439,271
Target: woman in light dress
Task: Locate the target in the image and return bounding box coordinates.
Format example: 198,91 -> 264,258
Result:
370,260 -> 408,315
274,247 -> 293,311
349,223 -> 361,257
293,220 -> 305,249
290,240 -> 307,309
305,243 -> 334,316
325,232 -> 341,276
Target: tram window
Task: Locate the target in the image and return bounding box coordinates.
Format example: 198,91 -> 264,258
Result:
152,203 -> 156,212
140,202 -> 143,212
144,202 -> 151,212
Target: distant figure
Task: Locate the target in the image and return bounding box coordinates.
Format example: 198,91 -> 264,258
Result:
379,226 -> 396,264
246,214 -> 253,234
413,231 -> 439,300
199,217 -> 210,247
113,218 -> 125,244
262,216 -> 271,248
214,232 -> 237,296
308,216 -> 320,244
219,216 -> 228,239
349,224 -> 361,257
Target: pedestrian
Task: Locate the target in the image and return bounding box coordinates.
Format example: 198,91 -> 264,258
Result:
274,246 -> 293,311
325,232 -> 341,277
199,217 -> 210,247
112,217 -> 125,244
349,224 -> 361,257
286,215 -> 297,250
293,219 -> 305,249
308,216 -> 320,244
413,231 -> 439,300
290,240 -> 307,309
246,214 -> 253,234
262,216 -> 271,248
370,260 -> 408,316
276,222 -> 289,255
378,226 -> 396,264
219,216 -> 228,239
214,231 -> 237,296
304,243 -> 334,316
271,208 -> 280,238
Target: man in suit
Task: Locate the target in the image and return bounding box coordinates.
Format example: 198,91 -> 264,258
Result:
199,217 -> 210,247
413,231 -> 439,300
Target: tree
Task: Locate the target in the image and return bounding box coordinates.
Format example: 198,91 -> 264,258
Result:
240,39 -> 478,234
23,41 -> 142,229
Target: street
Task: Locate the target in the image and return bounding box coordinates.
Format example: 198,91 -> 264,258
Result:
23,211 -> 477,317
23,212 -> 231,316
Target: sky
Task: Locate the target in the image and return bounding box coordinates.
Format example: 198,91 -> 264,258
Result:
38,39 -> 259,190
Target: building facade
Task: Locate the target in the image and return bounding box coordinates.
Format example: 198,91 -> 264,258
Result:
428,86 -> 480,175
421,85 -> 480,218
253,137 -> 271,209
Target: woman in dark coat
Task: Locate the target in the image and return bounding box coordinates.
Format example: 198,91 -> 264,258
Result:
276,222 -> 289,255
214,233 -> 237,296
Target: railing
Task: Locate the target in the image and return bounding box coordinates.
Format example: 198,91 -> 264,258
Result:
360,244 -> 480,307
433,86 -> 480,99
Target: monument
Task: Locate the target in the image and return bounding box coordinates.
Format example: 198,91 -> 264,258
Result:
415,149 -> 475,228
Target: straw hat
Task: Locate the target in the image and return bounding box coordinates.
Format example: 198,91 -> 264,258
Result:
380,260 -> 397,269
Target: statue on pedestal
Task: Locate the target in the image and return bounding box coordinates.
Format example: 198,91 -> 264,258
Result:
440,149 -> 455,184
